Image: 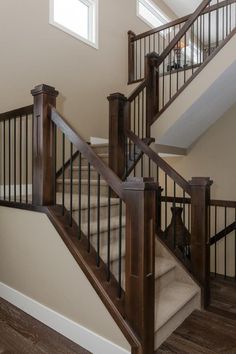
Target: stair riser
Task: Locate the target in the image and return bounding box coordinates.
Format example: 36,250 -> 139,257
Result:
72,156 -> 109,167
57,183 -> 109,197
64,168 -> 104,180
72,205 -> 125,225
92,146 -> 109,154
156,269 -> 176,293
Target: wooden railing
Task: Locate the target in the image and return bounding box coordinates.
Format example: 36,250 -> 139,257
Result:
129,0 -> 236,83
0,105 -> 34,206
210,199 -> 236,280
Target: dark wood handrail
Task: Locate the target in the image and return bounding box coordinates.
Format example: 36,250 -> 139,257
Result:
0,105 -> 33,121
131,0 -> 234,41
50,106 -> 125,200
210,199 -> 236,208
126,130 -> 191,195
155,0 -> 210,67
127,80 -> 147,102
210,221 -> 236,245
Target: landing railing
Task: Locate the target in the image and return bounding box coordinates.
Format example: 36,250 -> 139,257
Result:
129,0 -> 236,86
0,105 -> 33,206
210,199 -> 236,280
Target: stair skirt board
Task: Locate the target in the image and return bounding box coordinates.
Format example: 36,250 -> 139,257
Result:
0,282 -> 131,354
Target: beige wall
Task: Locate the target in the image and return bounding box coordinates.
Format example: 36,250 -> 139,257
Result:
0,206 -> 131,350
165,102 -> 236,200
0,0 -> 175,141
164,103 -> 236,277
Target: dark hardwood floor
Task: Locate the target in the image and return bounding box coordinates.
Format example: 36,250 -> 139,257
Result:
0,297 -> 91,354
156,277 -> 236,354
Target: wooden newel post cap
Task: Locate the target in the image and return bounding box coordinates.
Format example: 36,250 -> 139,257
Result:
189,177 -> 213,187
123,177 -> 158,191
31,84 -> 59,97
107,92 -> 127,102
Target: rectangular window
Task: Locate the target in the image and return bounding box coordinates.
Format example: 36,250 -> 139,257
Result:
137,0 -> 169,28
50,0 -> 98,49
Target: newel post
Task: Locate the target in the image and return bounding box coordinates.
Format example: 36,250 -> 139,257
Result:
145,52 -> 160,136
124,177 -> 156,354
189,177 -> 213,307
31,84 -> 59,206
108,93 -> 129,180
128,31 -> 136,84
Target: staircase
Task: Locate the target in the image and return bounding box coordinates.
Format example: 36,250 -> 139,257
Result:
0,1 -> 235,354
56,143 -> 201,350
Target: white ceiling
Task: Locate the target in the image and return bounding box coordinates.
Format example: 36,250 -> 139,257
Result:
162,0 -> 202,17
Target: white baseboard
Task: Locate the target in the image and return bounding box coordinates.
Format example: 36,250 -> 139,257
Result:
0,282 -> 131,354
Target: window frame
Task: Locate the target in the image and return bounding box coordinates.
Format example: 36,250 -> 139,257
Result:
49,0 -> 98,49
137,0 -> 170,29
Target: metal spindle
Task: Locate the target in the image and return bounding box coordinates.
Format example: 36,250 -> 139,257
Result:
62,134 -> 65,215
87,162 -> 91,252
118,199 -> 123,298
14,117 -> 16,202
25,114 -> 28,203
19,115 -> 22,203
78,152 -> 82,240
97,173 -> 101,267
70,143 -> 73,227
8,119 -> 11,201
107,186 -> 111,281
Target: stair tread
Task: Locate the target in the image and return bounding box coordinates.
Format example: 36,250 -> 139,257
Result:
155,257 -> 176,279
155,281 -> 199,332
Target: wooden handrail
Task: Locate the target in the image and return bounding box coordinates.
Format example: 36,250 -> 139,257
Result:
50,106 -> 125,200
131,0 -> 234,42
210,221 -> 236,245
210,199 -> 236,208
126,130 -> 191,195
127,80 -> 147,102
0,105 -> 33,121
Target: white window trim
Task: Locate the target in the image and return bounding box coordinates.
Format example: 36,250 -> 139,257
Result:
137,0 -> 170,29
49,0 -> 99,49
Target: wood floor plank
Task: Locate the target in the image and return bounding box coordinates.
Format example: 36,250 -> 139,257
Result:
0,297 -> 91,354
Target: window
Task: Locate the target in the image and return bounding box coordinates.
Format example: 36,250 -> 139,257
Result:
50,0 -> 98,48
137,0 -> 169,28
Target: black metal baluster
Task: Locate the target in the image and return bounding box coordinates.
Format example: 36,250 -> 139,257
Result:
224,206 -> 227,278
25,114 -> 28,203
62,133 -> 65,215
3,120 -> 6,200
235,207 -> 236,281
208,7 -> 211,56
107,186 -> 111,281
215,206 -> 217,276
87,162 -> 91,252
20,115 -> 22,203
14,117 -> 16,202
8,119 -> 11,201
173,182 -> 176,248
53,125 -> 57,204
78,152 -> 82,240
165,173 -> 167,230
97,173 -> 101,267
70,142 -> 73,227
118,199 -> 123,298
